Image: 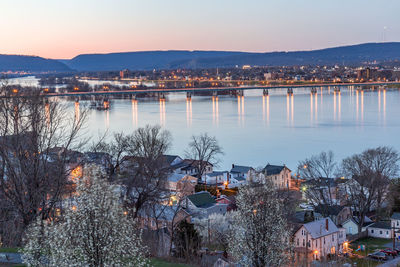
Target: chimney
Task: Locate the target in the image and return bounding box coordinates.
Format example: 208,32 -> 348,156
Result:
232,164 -> 235,169
325,218 -> 329,231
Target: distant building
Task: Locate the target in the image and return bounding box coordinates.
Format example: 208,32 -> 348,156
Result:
120,69 -> 130,79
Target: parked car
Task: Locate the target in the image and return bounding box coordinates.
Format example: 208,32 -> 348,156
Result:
299,203 -> 313,210
368,251 -> 387,260
381,249 -> 398,257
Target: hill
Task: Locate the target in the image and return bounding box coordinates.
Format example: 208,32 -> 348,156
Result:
0,54 -> 71,73
1,43 -> 400,73
63,43 -> 400,71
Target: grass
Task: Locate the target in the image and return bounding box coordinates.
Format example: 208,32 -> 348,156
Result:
0,248 -> 20,253
346,257 -> 380,267
150,258 -> 195,267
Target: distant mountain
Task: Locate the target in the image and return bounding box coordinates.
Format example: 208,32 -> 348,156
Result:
0,55 -> 72,73
1,43 -> 400,73
62,43 -> 400,71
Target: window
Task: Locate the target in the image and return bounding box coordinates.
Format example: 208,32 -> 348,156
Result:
324,237 -> 325,244
297,239 -> 299,246
303,239 -> 305,246
332,235 -> 334,241
371,229 -> 374,234
397,221 -> 399,226
380,230 -> 383,235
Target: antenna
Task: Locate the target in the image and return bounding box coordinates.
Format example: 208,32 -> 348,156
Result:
383,26 -> 387,42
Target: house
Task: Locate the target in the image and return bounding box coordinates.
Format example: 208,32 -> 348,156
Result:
170,159 -> 213,177
230,164 -> 255,181
185,191 -> 228,219
137,204 -> 191,231
314,205 -> 352,225
342,216 -> 373,235
166,173 -> 197,197
202,171 -> 228,185
294,217 -> 347,259
391,212 -> 400,238
228,175 -> 247,188
254,164 -> 291,189
367,221 -> 392,239
301,178 -> 348,206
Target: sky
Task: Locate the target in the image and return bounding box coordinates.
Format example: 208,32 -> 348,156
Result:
0,0 -> 399,59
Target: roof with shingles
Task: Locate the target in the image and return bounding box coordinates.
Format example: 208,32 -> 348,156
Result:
392,212 -> 400,220
303,217 -> 339,239
230,165 -> 253,174
368,221 -> 392,230
187,191 -> 216,208
264,164 -> 289,175
315,204 -> 346,216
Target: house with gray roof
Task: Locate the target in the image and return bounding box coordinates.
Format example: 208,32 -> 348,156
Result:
367,221 -> 392,239
294,217 -> 346,259
342,216 -> 373,235
253,163 -> 291,189
184,191 -> 228,219
230,164 -> 255,180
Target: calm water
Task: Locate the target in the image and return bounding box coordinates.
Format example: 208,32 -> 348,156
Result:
63,86 -> 400,172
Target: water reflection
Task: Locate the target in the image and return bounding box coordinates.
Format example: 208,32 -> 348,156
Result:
361,90 -> 364,121
212,96 -> 219,126
237,95 -> 244,125
186,97 -> 192,126
287,94 -> 294,125
383,89 -> 386,122
262,95 -> 270,124
105,110 -> 110,129
132,99 -> 138,126
310,93 -> 314,122
338,91 -> 341,121
45,102 -> 51,126
74,101 -> 80,122
159,99 -> 166,126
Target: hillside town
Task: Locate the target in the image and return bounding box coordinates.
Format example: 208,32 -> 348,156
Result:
0,102 -> 399,266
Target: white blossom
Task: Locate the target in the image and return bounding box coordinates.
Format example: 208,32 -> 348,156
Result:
228,181 -> 292,267
22,165 -> 148,267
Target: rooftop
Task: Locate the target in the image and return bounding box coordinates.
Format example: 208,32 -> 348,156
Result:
187,191 -> 216,209
230,164 -> 253,174
303,217 -> 339,239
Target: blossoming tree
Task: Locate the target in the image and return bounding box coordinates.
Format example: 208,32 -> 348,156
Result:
228,181 -> 292,267
22,165 -> 148,267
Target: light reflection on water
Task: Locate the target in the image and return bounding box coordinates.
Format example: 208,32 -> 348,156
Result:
60,87 -> 399,170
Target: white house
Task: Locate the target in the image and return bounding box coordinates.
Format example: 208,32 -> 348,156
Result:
228,175 -> 247,188
342,216 -> 373,235
294,217 -> 346,259
202,171 -> 228,185
367,221 -> 392,239
230,164 -> 255,180
391,212 -> 400,239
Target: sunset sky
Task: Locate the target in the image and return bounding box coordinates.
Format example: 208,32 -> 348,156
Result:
1,0 -> 399,59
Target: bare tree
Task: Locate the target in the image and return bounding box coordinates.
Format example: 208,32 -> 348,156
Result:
185,133 -> 223,184
123,125 -> 172,219
341,146 -> 399,232
0,85 -> 87,245
298,151 -> 338,216
90,131 -> 131,179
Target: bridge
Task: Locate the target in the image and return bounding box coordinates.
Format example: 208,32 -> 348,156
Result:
43,81 -> 400,98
